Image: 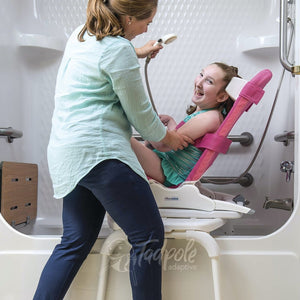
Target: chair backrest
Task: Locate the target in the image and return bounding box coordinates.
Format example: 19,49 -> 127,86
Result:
185,69 -> 273,182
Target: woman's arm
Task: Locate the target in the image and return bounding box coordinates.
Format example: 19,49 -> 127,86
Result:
101,41 -> 191,150
146,114 -> 178,151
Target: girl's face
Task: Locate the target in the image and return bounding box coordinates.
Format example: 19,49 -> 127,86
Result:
192,64 -> 228,110
122,8 -> 157,41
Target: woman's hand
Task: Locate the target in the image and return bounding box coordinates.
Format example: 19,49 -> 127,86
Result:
161,130 -> 194,151
135,40 -> 163,59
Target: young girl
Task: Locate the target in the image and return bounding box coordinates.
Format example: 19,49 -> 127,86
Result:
131,62 -> 240,187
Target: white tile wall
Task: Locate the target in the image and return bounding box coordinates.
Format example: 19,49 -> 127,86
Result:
0,0 -> 295,235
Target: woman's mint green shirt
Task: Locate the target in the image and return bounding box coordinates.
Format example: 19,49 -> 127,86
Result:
48,26 -> 166,198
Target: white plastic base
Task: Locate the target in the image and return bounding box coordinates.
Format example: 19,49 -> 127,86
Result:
149,180 -> 253,215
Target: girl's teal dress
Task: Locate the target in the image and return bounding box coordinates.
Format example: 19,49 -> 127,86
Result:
153,109 -> 212,186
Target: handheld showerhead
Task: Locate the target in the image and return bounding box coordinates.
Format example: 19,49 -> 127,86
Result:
147,33 -> 177,61
153,33 -> 177,46
145,33 -> 177,113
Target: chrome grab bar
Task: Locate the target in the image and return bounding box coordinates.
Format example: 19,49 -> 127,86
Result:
133,132 -> 253,146
280,0 -> 300,75
227,132 -> 253,146
201,173 -> 254,187
0,127 -> 23,143
274,130 -> 294,146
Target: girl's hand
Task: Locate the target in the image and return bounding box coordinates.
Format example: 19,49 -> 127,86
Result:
159,114 -> 177,130
135,40 -> 163,59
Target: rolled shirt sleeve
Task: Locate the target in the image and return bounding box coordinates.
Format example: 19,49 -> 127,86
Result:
100,41 -> 166,142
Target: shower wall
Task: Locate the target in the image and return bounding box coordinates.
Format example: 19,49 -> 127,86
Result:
0,0 -> 295,234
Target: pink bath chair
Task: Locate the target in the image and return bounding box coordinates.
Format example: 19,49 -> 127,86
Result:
151,69 -> 272,214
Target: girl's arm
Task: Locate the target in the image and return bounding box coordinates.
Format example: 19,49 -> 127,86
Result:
176,110 -> 222,140
149,110 -> 222,152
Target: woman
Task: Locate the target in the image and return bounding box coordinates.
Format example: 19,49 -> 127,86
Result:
131,62 -> 239,187
33,0 -> 192,299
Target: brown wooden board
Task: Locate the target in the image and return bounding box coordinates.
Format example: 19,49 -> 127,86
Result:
0,161 -> 38,226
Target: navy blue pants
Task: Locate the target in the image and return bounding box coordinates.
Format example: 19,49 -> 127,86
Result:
33,160 -> 164,300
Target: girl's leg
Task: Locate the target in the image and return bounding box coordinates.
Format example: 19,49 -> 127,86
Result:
130,137 -> 165,183
33,186 -> 105,300
79,159 -> 164,300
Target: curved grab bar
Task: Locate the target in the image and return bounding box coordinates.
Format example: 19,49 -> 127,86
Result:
0,127 -> 23,143
279,0 -> 300,75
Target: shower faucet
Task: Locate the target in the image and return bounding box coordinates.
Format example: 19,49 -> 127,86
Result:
263,197 -> 293,211
280,161 -> 294,182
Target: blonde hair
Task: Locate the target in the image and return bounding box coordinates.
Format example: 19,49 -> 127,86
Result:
78,0 -> 158,41
186,62 -> 241,117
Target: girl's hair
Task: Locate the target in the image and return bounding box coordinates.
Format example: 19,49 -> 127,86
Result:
78,0 -> 158,41
186,62 -> 241,118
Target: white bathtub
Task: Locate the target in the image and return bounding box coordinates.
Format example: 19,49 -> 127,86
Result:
0,0 -> 299,299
